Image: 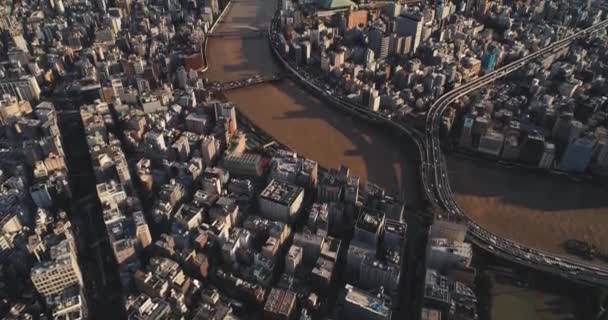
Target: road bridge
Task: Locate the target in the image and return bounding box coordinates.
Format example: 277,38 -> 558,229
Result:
210,73 -> 284,91
207,30 -> 266,39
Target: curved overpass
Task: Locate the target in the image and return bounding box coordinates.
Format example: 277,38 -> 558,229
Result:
423,19 -> 608,286
268,6 -> 608,286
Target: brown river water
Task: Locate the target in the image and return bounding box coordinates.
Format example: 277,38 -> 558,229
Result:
206,0 -> 608,258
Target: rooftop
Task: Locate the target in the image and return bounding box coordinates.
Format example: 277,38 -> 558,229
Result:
260,179 -> 304,206
356,209 -> 385,234
344,284 -> 391,317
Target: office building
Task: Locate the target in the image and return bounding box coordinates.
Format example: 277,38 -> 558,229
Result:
501,134 -> 520,160
427,238 -> 473,271
477,130 -> 504,156
264,288 -> 297,320
384,219 -> 406,250
395,10 -> 424,54
424,269 -> 451,312
293,232 -> 323,265
353,209 -> 385,250
0,75 -> 41,101
51,287 -> 88,320
126,294 -> 172,319
519,132 -> 545,166
459,116 -> 475,148
595,137 -> 608,167
215,102 -> 237,133
370,26 -> 390,60
269,150 -> 318,188
359,256 -> 401,293
285,245 -> 303,274
481,46 -> 498,72
430,220 -> 467,242
551,112 -> 574,144
311,256 -> 334,290
185,113 -> 209,134
201,135 -> 218,166
560,136 -> 595,172
538,142 -> 555,169
134,211 -> 152,249
259,179 -> 304,223
222,153 -> 263,177
31,240 -> 84,298
343,284 -> 392,320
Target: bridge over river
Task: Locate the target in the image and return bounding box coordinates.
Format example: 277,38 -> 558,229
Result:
209,73 -> 284,91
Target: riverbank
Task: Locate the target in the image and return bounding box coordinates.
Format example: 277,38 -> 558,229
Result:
264,2 -> 608,265
448,155 -> 608,258
204,0 -> 422,203
201,0 -> 234,72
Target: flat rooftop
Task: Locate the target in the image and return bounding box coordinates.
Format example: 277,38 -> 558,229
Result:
260,179 -> 303,206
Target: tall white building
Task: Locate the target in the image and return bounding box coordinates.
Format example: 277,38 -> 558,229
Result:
0,75 -> 41,102
31,240 -> 83,298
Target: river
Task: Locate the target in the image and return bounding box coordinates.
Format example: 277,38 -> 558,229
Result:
205,0 -> 608,258
448,155 -> 608,257
206,0 -> 423,205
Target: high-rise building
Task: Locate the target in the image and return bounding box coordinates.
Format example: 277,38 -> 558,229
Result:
552,112 -> 574,144
223,153 -> 263,177
519,132 -> 545,166
364,87 -> 380,112
215,102 -> 237,133
176,66 -> 188,89
501,134 -> 520,160
200,135 -> 218,166
353,209 -> 385,250
395,11 -> 424,54
359,256 -> 401,294
430,220 -> 467,242
472,116 -> 489,137
185,113 -> 209,134
538,142 -> 556,169
264,288 -> 297,320
427,238 -> 472,272
477,130 -> 504,156
134,211 -> 152,249
343,284 -> 392,320
285,245 -> 303,274
0,75 -> 41,102
481,46 -> 498,72
369,26 -> 390,60
459,116 -> 475,148
423,269 -> 451,313
560,136 -> 595,172
595,137 -> 608,167
384,2 -> 401,17
301,41 -> 312,64
31,240 -> 83,298
259,179 -> 305,223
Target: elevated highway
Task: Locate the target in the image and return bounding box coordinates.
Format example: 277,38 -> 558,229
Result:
423,18 -> 608,287
270,7 -> 608,286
